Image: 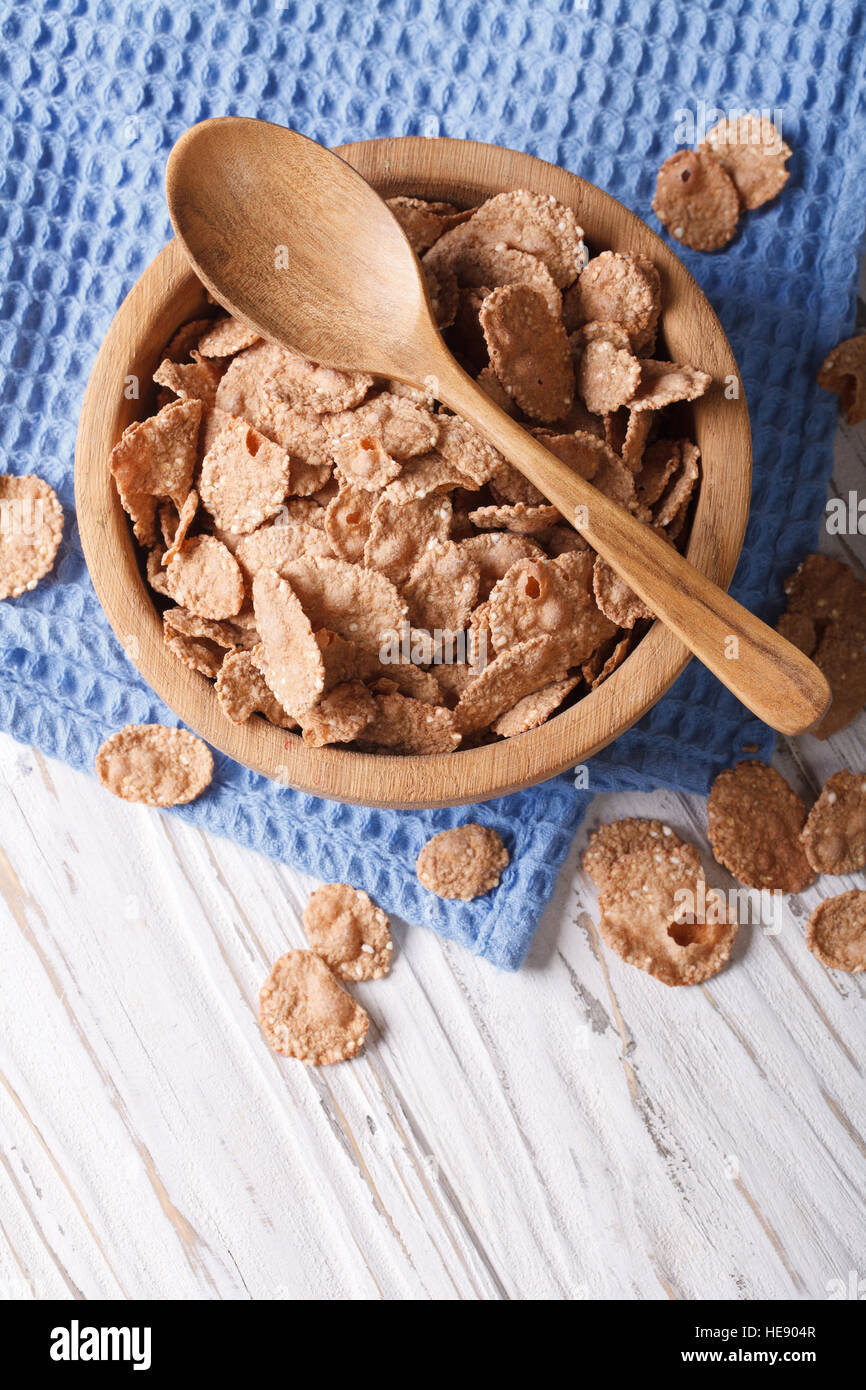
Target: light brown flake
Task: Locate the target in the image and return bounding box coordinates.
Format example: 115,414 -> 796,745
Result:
95,724 -> 213,807
215,648 -> 295,727
279,553 -> 408,655
636,439 -> 680,507
487,550 -> 616,663
382,449 -> 472,502
163,605 -> 245,678
567,252 -> 661,349
707,761 -> 814,892
426,233 -> 562,316
476,365 -> 519,416
434,414 -> 505,486
800,771 -> 866,875
806,892 -> 866,973
620,410 -> 654,471
198,410 -> 292,535
423,262 -> 459,329
463,189 -> 586,288
195,316 -> 261,358
323,484 -> 376,564
592,553 -> 653,628
387,195 -> 469,253
300,681 -> 376,747
458,532 -> 545,601
259,950 -> 369,1064
0,474 -> 64,599
653,441 -> 700,528
153,357 -> 223,409
468,502 -> 560,536
251,568 -> 326,718
162,489 -> 199,565
327,391 -> 439,460
597,842 -> 736,986
109,398 -> 202,537
532,428 -> 616,483
628,360 -> 712,411
577,338 -> 641,416
303,882 -> 393,980
811,632 -> 866,739
479,284 -> 575,423
583,817 -> 684,889
454,633 -> 571,734
262,343 -> 373,413
652,148 -> 740,251
404,539 -> 480,632
700,114 -> 791,210
162,318 -> 213,362
491,674 -> 579,736
416,823 -> 509,900
164,534 -> 245,620
331,434 -> 401,491
234,518 -> 334,583
364,493 -> 452,585
359,690 -> 461,754
817,335 -> 866,426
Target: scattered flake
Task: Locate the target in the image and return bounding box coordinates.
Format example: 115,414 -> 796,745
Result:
95,724 -> 213,807
592,553 -> 653,628
700,114 -> 791,210
195,316 -> 262,357
468,502 -> 560,535
164,534 -> 245,620
234,518 -> 334,583
163,605 -> 241,678
480,284 -> 574,422
583,817 -> 684,888
153,357 -> 222,409
300,681 -> 376,747
364,493 -> 452,585
628,360 -> 712,411
577,338 -> 641,415
800,771 -> 866,875
303,882 -> 393,980
476,366 -> 519,416
458,532 -> 545,601
199,410 -> 291,534
487,550 -> 616,663
568,252 -> 661,349
259,950 -> 369,1064
359,690 -> 461,754
416,823 -> 509,900
811,631 -> 866,739
109,398 -> 202,536
383,449 -> 472,501
251,568 -> 326,719
404,539 -> 480,631
707,761 -> 814,891
315,627 -> 366,691
324,483 -> 376,564
783,552 -> 866,643
215,648 -> 295,727
532,428 -> 614,482
492,675 -> 579,736
279,553 -> 408,655
146,547 -> 171,596
0,474 -> 63,599
590,634 -> 632,687
806,892 -> 866,973
597,842 -> 736,986
775,610 -> 817,657
652,148 -> 740,251
490,459 -> 546,505
261,343 -> 373,413
454,633 -> 572,734
817,335 -> 866,426
586,449 -> 637,510
331,434 -> 401,491
569,319 -> 632,353
162,318 -> 212,362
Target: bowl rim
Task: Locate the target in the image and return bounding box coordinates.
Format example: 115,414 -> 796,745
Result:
74,134 -> 752,809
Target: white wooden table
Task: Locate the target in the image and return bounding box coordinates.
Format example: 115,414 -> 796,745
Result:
2,345 -> 865,1305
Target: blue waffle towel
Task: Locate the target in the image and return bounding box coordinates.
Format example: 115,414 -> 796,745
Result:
1,0 -> 865,969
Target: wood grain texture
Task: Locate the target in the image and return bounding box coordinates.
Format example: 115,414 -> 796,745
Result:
77,132 -> 761,808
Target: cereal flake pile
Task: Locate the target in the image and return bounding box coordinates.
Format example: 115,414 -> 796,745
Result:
108,188 -> 712,753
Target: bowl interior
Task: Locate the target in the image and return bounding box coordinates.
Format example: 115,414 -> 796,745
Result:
74,136 -> 751,809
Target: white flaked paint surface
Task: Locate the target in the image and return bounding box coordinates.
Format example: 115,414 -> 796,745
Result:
2,333 -> 866,1301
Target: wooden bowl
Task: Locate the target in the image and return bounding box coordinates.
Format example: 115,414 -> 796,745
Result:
75,136 -> 751,809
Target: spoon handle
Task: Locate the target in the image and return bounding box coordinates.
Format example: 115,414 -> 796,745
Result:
431,351 -> 830,737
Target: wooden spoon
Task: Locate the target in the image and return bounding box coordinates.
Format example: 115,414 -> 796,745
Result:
166,118 -> 830,736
